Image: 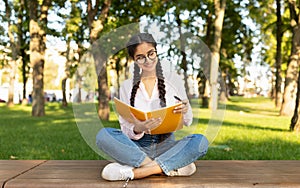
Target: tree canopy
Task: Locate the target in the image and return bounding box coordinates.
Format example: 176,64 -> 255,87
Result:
2,0 -> 300,131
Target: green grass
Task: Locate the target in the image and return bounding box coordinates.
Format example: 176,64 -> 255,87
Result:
0,103 -> 101,160
0,96 -> 299,160
201,97 -> 300,160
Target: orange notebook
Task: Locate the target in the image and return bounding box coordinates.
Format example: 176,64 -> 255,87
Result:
113,97 -> 183,135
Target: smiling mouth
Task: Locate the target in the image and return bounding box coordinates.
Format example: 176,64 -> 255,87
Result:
144,59 -> 156,66
144,62 -> 155,67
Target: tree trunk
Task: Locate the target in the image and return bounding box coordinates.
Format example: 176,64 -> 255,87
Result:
97,68 -> 110,120
74,70 -> 82,103
61,35 -> 72,107
29,0 -> 51,116
209,0 -> 226,110
281,0 -> 300,116
18,0 -> 29,105
62,78 -> 68,107
281,56 -> 299,116
198,70 -> 209,108
5,0 -> 19,107
290,69 -> 300,131
7,61 -> 19,106
176,12 -> 189,96
87,0 -> 111,120
275,0 -> 283,108
30,17 -> 45,116
270,67 -> 275,99
219,70 -> 228,102
199,10 -> 213,108
21,47 -> 29,105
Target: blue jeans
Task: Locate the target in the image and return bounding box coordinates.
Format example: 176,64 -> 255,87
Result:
96,127 -> 208,174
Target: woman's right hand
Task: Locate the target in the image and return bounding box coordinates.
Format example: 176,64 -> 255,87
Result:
130,113 -> 162,134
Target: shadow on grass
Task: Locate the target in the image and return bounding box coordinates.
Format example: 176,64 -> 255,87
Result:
225,103 -> 280,117
225,97 -> 280,117
222,119 -> 289,132
192,117 -> 289,132
225,103 -> 252,113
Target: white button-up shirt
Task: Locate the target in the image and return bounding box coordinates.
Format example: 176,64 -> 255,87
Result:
118,71 -> 193,140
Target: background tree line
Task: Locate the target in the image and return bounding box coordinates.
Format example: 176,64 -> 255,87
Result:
1,0 -> 300,131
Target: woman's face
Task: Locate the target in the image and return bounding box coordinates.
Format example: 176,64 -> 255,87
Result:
133,42 -> 158,75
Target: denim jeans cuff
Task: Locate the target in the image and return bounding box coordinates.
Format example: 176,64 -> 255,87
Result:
154,158 -> 170,175
135,152 -> 148,168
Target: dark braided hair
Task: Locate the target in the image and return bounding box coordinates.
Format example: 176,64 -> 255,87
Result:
156,60 -> 166,107
130,63 -> 141,106
126,33 -> 166,107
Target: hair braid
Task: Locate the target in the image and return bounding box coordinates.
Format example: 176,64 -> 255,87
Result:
156,60 -> 166,107
130,63 -> 141,106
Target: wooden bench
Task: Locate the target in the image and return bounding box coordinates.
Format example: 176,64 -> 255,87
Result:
1,160 -> 300,187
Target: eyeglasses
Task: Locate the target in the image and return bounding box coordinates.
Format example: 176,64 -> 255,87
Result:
134,50 -> 157,64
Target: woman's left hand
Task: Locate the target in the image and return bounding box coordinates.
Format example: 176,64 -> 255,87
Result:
173,99 -> 189,114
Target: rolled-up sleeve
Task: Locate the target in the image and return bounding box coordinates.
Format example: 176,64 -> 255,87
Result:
119,116 -> 145,140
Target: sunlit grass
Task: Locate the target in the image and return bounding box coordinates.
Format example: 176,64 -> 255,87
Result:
0,103 -> 101,160
0,96 -> 299,160
202,96 -> 300,160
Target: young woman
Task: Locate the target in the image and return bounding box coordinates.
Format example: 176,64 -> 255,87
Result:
96,33 -> 208,182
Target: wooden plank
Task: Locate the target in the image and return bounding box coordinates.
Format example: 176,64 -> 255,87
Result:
0,160 -> 45,188
3,160 -> 300,188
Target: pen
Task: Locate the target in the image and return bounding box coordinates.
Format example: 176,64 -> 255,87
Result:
174,96 -> 182,101
174,95 -> 188,105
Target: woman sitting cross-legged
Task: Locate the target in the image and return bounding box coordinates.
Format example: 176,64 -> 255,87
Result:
96,33 -> 209,182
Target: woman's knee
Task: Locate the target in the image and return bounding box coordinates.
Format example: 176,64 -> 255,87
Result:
189,134 -> 209,156
197,134 -> 209,155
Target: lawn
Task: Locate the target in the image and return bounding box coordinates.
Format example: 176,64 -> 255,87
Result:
202,97 -> 300,160
0,96 -> 299,160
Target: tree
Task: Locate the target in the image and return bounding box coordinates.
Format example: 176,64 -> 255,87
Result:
86,0 -> 111,120
171,1 -> 204,96
289,0 -> 300,131
28,0 -> 52,116
247,0 -> 296,111
290,69 -> 300,131
19,0 -> 30,105
200,1 -> 213,107
175,10 -> 189,95
281,0 -> 299,116
4,0 -> 21,107
3,0 -> 31,106
210,0 -> 226,110
218,0 -> 254,101
275,0 -> 283,108
60,0 -> 85,107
